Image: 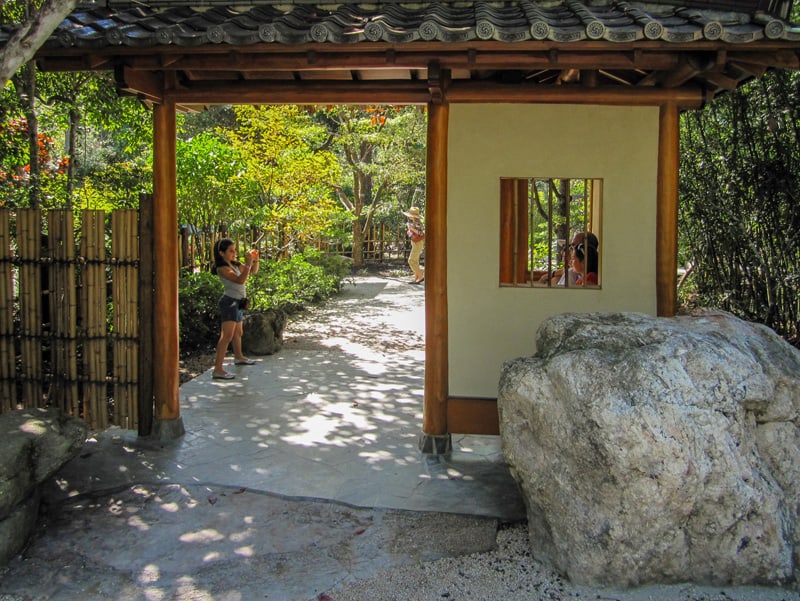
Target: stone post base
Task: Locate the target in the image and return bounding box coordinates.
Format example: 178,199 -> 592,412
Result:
151,417 -> 185,444
418,433 -> 452,455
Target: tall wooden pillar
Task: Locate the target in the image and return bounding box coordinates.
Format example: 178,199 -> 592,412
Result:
152,101 -> 184,438
656,102 -> 679,317
420,99 -> 450,454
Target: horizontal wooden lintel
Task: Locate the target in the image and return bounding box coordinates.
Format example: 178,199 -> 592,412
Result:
159,79 -> 707,108
39,45 -> 800,76
119,49 -> 681,72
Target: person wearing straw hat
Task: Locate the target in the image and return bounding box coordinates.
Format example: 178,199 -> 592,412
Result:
403,206 -> 425,284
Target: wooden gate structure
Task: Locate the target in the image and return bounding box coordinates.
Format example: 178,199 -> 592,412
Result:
10,0 -> 800,444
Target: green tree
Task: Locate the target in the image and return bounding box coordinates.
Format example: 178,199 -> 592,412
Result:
223,105 -> 343,255
176,130 -> 254,246
316,105 -> 427,267
0,67 -> 151,210
37,71 -> 151,210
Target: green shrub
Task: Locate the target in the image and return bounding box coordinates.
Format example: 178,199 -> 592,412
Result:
248,249 -> 352,313
178,270 -> 223,355
178,250 -> 351,354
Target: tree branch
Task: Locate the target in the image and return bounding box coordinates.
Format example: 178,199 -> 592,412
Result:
0,0 -> 80,84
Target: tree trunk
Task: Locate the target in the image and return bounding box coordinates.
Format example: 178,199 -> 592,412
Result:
65,108 -> 79,210
350,169 -> 367,267
24,61 -> 40,209
351,216 -> 364,266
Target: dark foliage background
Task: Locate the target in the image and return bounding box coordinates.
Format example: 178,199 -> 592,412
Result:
679,69 -> 800,346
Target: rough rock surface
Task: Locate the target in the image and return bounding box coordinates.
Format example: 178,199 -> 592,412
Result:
242,307 -> 287,355
0,408 -> 86,565
498,311 -> 800,588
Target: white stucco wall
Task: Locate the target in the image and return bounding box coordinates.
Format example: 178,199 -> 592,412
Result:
447,104 -> 659,398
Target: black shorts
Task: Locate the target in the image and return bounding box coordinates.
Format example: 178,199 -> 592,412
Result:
219,295 -> 244,323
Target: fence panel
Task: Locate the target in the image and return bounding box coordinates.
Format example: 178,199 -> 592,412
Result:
18,209 -> 43,407
81,210 -> 109,430
0,208 -> 143,430
112,210 -> 139,430
48,209 -> 79,415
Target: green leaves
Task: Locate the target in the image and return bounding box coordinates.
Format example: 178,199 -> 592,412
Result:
679,70 -> 800,344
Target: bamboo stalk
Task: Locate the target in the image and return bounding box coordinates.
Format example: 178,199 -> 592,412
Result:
82,210 -> 108,430
48,210 -> 79,415
112,210 -> 141,430
18,209 -> 43,407
112,211 -> 124,427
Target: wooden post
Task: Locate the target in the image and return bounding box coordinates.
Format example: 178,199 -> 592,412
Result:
152,101 -> 183,435
138,193 -> 154,436
421,99 -> 450,452
657,102 -> 679,317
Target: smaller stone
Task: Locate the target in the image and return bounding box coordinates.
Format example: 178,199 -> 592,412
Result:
0,408 -> 86,566
242,308 -> 287,356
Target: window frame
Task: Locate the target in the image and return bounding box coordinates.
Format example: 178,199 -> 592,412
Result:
499,176 -> 602,289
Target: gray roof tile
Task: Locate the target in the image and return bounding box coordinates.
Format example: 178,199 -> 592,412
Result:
8,1 -> 794,50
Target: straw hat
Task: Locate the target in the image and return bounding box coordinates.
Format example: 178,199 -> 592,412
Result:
402,206 -> 422,219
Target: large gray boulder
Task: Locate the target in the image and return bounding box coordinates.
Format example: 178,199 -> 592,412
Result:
0,407 -> 86,565
498,311 -> 800,588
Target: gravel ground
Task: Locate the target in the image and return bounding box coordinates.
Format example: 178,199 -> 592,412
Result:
327,523 -> 800,601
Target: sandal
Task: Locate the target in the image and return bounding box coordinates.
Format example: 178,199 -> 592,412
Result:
234,359 -> 256,365
212,371 -> 235,380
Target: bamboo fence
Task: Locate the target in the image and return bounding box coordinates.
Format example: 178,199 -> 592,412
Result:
111,210 -> 139,431
179,222 -> 410,271
0,208 -> 141,430
48,209 -> 79,415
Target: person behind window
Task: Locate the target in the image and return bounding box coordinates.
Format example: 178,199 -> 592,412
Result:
572,242 -> 598,286
403,206 -> 425,284
540,231 -> 598,286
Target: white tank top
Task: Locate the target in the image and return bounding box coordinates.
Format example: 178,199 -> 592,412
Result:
220,264 -> 246,299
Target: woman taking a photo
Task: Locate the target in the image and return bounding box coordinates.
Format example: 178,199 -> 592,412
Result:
572,242 -> 598,287
211,238 -> 259,380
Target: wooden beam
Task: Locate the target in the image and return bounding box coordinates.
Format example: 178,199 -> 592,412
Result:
447,397 -> 499,435
117,49 -> 680,73
116,66 -> 164,103
726,50 -> 800,69
152,101 -> 181,421
703,70 -> 742,91
159,79 -> 708,108
656,102 -> 679,318
164,80 -> 431,104
660,60 -> 701,88
728,60 -> 769,78
87,55 -> 113,70
423,99 -> 449,437
138,192 -> 154,436
445,82 -> 706,108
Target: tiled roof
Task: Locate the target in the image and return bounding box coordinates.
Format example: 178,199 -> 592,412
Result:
31,1 -> 800,50
8,1 -> 800,106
